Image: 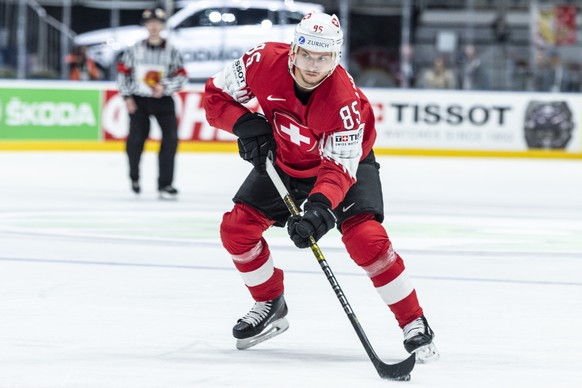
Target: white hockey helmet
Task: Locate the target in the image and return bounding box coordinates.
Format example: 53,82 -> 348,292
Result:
289,13 -> 343,89
292,12 -> 343,58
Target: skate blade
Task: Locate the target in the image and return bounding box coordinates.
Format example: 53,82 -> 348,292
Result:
159,193 -> 178,201
235,317 -> 289,350
414,342 -> 440,363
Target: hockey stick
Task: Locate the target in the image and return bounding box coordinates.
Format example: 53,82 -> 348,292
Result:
265,153 -> 415,381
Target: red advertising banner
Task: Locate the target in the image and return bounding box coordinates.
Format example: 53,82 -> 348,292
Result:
101,88 -> 259,142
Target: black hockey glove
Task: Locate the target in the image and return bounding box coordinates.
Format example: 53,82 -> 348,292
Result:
232,112 -> 276,172
288,194 -> 337,249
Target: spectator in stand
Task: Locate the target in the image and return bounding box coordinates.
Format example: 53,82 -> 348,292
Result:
533,50 -> 551,91
458,44 -> 488,90
491,12 -> 510,44
512,58 -> 532,91
66,45 -> 103,81
399,44 -> 419,88
419,55 -> 456,89
547,51 -> 570,92
534,50 -> 569,92
565,64 -> 582,92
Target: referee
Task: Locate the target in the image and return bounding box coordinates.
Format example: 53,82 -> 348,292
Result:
117,7 -> 187,199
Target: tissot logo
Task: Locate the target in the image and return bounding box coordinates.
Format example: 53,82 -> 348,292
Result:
234,60 -> 244,80
390,103 -> 511,126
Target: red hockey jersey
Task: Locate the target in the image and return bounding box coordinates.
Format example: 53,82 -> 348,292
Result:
203,42 -> 377,208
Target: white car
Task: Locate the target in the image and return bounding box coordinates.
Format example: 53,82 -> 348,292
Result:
74,0 -> 324,80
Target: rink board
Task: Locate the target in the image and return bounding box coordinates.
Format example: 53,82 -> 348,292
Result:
1,80 -> 581,159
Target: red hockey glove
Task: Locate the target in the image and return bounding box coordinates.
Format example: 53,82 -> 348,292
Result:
232,112 -> 276,172
288,194 -> 337,249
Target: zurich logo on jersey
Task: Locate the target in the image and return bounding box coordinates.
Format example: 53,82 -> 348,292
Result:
298,36 -> 306,44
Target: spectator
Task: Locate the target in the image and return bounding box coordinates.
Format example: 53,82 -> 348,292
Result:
419,55 -> 457,89
534,50 -> 568,92
532,50 -> 549,91
564,64 -> 582,92
491,12 -> 510,44
458,44 -> 488,90
399,44 -> 419,88
66,45 -> 103,81
512,58 -> 532,91
117,7 -> 187,199
547,51 -> 570,92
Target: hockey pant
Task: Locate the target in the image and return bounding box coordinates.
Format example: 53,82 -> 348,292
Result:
126,95 -> 178,189
220,203 -> 423,328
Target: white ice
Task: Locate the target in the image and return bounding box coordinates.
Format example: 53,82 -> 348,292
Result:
0,151 -> 581,387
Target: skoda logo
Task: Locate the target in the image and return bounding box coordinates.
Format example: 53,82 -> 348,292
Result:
298,36 -> 305,44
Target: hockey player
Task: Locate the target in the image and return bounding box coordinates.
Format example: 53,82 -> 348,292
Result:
203,12 -> 439,362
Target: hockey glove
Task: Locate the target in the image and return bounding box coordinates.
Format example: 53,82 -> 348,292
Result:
232,112 -> 276,172
288,194 -> 337,249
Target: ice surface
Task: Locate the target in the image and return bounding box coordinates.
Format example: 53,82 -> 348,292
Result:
0,151 -> 581,387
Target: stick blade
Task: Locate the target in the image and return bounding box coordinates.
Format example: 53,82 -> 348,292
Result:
374,353 -> 416,381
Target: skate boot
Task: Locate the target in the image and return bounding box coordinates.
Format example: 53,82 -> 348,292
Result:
158,185 -> 178,200
403,315 -> 440,363
131,180 -> 140,194
233,293 -> 289,350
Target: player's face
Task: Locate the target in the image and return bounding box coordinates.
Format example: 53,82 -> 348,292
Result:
292,48 -> 334,89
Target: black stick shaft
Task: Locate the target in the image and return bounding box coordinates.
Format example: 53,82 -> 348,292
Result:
265,155 -> 415,380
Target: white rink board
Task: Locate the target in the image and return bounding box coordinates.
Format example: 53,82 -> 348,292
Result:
364,88 -> 581,152
1,80 -> 581,156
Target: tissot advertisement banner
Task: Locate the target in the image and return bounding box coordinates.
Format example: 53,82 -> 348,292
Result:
364,89 -> 581,152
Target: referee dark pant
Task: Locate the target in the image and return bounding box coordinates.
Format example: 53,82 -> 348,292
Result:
126,95 -> 178,190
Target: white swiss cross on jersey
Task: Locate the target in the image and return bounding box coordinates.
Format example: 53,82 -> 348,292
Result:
273,112 -> 317,152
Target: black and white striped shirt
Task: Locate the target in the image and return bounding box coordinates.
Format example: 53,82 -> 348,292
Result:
117,40 -> 187,97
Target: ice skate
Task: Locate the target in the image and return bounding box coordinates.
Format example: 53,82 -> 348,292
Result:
131,180 -> 140,194
158,185 -> 178,200
233,293 -> 289,350
403,315 -> 440,363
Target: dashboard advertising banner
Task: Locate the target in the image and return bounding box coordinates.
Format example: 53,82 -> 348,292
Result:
364,89 -> 581,152
101,88 -> 253,142
0,87 -> 101,140
1,80 -> 580,157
